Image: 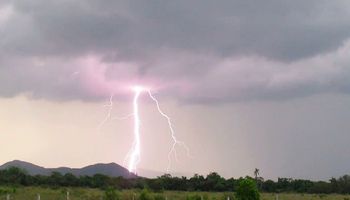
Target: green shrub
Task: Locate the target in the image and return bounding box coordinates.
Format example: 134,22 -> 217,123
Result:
203,194 -> 209,200
154,194 -> 166,200
0,188 -> 11,195
121,191 -> 136,200
235,179 -> 260,200
104,187 -> 120,200
186,194 -> 201,200
222,193 -> 235,200
139,189 -> 153,200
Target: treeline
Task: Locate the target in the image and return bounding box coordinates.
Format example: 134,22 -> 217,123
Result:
1,167 -> 350,194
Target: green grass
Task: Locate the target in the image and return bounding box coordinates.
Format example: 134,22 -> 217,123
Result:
0,187 -> 350,200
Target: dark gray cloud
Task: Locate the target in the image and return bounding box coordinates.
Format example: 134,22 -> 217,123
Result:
1,0 -> 350,102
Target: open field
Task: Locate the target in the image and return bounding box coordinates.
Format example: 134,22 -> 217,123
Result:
1,187 -> 350,200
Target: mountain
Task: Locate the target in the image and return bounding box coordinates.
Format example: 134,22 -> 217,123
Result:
0,160 -> 137,178
0,160 -> 48,175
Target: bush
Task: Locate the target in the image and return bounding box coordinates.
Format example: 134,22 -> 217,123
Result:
121,192 -> 136,200
186,194 -> 201,200
104,187 -> 120,200
0,188 -> 12,195
139,189 -> 153,200
154,194 -> 166,200
235,179 -> 260,200
222,193 -> 235,200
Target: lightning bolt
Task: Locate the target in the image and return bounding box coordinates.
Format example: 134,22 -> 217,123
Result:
100,86 -> 191,174
98,94 -> 134,130
127,86 -> 143,174
125,86 -> 191,173
147,90 -> 191,172
97,94 -> 114,131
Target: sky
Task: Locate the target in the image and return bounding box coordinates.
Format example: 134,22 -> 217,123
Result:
1,0 -> 350,180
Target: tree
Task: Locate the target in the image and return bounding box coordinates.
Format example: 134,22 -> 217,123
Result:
253,169 -> 259,181
205,172 -> 226,191
330,177 -> 338,193
235,178 -> 260,200
337,175 -> 350,194
92,174 -> 110,188
276,178 -> 293,192
48,171 -> 63,186
262,180 -> 276,193
0,167 -> 28,185
62,173 -> 78,186
188,174 -> 205,191
147,178 -> 164,192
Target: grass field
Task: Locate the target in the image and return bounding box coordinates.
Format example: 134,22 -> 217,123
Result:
0,187 -> 350,200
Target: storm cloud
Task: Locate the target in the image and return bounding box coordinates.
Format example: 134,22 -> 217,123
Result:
1,0 -> 350,103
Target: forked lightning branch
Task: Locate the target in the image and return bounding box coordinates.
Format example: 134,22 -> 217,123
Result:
101,86 -> 191,174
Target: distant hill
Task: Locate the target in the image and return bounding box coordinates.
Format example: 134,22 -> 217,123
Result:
0,160 -> 137,178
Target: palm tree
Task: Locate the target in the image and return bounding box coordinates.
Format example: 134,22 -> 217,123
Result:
254,168 -> 260,181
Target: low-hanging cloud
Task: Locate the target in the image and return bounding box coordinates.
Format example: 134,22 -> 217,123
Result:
1,0 -> 350,103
